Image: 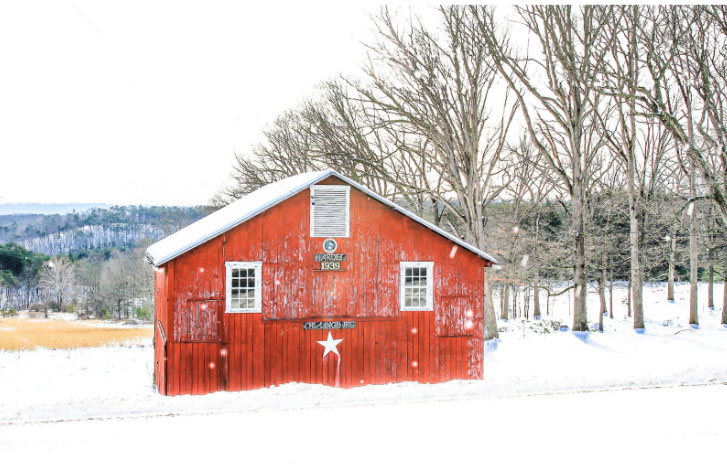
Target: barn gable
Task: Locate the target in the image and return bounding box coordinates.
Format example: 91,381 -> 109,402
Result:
146,169 -> 497,267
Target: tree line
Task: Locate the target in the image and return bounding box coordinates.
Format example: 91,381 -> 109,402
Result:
213,6 -> 727,338
0,242 -> 154,320
0,206 -> 207,319
0,205 -> 206,256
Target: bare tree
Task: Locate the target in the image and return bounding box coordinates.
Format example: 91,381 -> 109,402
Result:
100,247 -> 154,319
476,5 -> 616,331
212,108 -> 322,205
500,136 -> 563,321
359,6 -> 518,249
599,62 -> 676,327
348,6 -> 520,339
631,7 -> 727,326
597,6 -> 647,329
39,258 -> 75,314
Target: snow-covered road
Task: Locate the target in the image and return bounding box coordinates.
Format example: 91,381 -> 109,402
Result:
2,383 -> 724,464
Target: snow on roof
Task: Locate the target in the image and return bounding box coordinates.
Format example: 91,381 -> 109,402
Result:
146,169 -> 498,266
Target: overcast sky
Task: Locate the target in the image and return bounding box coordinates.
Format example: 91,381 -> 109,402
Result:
0,1 -> 390,206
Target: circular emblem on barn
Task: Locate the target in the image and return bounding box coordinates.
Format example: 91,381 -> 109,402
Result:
323,238 -> 338,253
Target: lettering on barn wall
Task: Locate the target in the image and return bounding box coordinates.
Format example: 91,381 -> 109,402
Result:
303,321 -> 356,330
313,253 -> 347,271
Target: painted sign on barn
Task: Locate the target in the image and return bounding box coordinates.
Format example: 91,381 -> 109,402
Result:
147,169 -> 497,395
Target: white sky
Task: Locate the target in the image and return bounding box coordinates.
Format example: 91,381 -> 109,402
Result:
0,1 -> 390,206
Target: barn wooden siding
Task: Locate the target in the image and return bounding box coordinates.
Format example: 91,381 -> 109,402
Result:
154,177 -> 488,395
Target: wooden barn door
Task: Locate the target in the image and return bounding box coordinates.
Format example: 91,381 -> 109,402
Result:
174,299 -> 228,393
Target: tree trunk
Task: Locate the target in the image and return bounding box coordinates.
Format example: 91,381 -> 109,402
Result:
572,178 -> 588,332
501,284 -> 510,320
598,268 -> 606,332
708,205 -> 714,309
689,162 -> 699,326
707,246 -> 714,309
533,216 -> 541,320
629,157 -> 644,329
533,271 -> 541,320
722,266 -> 727,326
667,226 -> 676,302
627,279 -> 632,318
546,281 -> 551,316
609,263 -> 614,319
483,271 -> 499,340
430,196 -> 441,227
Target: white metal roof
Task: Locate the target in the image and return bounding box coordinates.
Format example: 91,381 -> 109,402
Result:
146,169 -> 498,266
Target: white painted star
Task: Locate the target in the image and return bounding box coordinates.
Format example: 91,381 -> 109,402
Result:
317,330 -> 343,359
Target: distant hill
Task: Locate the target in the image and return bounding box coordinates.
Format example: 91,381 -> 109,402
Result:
0,205 -> 207,256
0,203 -> 110,215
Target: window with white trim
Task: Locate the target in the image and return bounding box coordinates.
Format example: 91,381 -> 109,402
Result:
225,262 -> 262,313
310,185 -> 350,237
400,262 -> 434,311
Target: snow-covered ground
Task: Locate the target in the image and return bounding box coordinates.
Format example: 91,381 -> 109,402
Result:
3,384 -> 725,463
0,282 -> 725,462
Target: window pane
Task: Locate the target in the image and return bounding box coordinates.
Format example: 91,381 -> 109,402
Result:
228,265 -> 260,312
405,268 -> 412,278
419,274 -> 427,287
420,268 -> 427,278
405,274 -> 413,286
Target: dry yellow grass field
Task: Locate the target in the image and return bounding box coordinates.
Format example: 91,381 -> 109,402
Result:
0,318 -> 152,351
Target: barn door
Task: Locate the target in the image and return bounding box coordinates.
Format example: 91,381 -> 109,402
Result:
174,300 -> 222,342
173,299 -> 228,392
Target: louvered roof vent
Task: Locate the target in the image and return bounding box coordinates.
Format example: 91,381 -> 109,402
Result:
310,185 -> 350,237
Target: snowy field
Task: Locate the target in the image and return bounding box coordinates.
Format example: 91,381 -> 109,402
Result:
1,282 -> 725,462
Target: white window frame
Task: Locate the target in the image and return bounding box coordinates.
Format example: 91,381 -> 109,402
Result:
225,261 -> 262,313
399,261 -> 434,311
310,185 -> 350,238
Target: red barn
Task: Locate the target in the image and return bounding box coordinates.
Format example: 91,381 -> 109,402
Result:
147,169 -> 497,395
